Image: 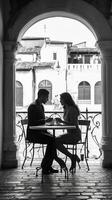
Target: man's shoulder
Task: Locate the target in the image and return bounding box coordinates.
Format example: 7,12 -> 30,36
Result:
28,101 -> 36,110
28,100 -> 41,110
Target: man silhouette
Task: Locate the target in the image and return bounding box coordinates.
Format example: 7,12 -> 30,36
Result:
27,89 -> 58,174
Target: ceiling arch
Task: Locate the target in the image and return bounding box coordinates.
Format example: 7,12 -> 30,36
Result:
7,0 -> 112,43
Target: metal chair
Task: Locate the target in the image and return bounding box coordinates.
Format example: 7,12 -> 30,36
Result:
65,119 -> 90,172
20,119 -> 46,170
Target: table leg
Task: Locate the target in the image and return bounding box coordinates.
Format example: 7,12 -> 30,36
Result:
53,129 -> 55,138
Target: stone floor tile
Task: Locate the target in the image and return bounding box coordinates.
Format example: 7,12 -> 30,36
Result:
0,160 -> 112,199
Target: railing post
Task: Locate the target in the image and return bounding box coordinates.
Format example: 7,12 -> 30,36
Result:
85,107 -> 89,158
86,107 -> 88,120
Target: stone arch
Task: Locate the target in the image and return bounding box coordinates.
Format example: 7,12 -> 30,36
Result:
7,0 -> 112,42
3,0 -> 112,168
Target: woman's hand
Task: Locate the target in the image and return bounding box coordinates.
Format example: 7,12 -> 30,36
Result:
45,117 -> 53,122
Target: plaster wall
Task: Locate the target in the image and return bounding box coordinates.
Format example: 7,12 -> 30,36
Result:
41,43 -> 67,68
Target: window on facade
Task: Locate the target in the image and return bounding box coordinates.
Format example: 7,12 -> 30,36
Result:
53,52 -> 57,60
78,55 -> 83,63
38,80 -> 52,104
94,81 -> 101,104
78,81 -> 91,100
85,55 -> 90,64
16,81 -> 23,106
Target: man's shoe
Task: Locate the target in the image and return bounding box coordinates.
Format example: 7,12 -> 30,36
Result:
42,169 -> 51,175
49,167 -> 59,173
42,167 -> 59,175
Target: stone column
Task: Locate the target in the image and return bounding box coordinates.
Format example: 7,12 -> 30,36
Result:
2,41 -> 18,168
98,40 -> 112,168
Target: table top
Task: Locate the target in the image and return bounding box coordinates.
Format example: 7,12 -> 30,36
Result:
30,123 -> 76,130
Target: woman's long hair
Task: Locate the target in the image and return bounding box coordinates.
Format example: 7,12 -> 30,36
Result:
60,92 -> 80,116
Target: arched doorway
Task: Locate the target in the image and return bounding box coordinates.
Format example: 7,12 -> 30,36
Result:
3,0 -> 112,168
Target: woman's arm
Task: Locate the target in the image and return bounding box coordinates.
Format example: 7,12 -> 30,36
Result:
55,117 -> 73,125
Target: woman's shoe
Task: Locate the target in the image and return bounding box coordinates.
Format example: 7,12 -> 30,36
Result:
75,154 -> 81,169
69,155 -> 77,173
70,155 -> 81,172
55,156 -> 68,179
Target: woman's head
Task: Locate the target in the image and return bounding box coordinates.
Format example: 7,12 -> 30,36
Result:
60,92 -> 75,106
60,92 -> 80,115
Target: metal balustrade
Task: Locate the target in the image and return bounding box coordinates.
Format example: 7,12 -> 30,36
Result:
16,109 -> 102,160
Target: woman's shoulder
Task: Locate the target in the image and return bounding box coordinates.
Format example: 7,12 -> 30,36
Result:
69,105 -> 79,114
69,105 -> 77,111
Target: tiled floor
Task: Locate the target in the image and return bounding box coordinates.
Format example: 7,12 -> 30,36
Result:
0,158 -> 112,200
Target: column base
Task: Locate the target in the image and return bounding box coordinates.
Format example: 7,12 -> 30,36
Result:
101,142 -> 112,168
1,142 -> 18,169
1,150 -> 18,169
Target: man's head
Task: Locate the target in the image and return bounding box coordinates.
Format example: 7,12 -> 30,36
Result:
38,89 -> 49,104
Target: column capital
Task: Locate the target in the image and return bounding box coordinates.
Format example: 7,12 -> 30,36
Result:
97,40 -> 112,49
3,41 -> 17,52
96,40 -> 112,57
3,41 -> 18,63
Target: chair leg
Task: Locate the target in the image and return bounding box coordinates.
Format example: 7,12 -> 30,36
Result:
78,159 -> 81,169
30,143 -> 35,166
64,167 -> 69,180
84,145 -> 90,171
65,145 -> 68,164
42,144 -> 45,156
21,143 -> 28,169
75,145 -> 81,170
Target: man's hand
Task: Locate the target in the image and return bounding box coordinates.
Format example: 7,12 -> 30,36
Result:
55,117 -> 63,123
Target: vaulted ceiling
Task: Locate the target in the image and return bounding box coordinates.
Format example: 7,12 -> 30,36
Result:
8,0 -> 112,20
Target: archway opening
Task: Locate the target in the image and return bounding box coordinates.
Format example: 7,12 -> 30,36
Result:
16,16 -> 99,110
15,15 -> 102,163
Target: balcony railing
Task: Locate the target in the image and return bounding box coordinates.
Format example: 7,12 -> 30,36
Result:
16,109 -> 102,160
67,64 -> 101,71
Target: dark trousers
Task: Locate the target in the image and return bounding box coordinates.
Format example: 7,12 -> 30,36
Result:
27,130 -> 56,170
39,132 -> 56,170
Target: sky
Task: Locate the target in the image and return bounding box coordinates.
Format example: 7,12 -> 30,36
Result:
23,17 -> 96,47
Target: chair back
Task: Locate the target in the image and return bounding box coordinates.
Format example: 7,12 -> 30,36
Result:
21,119 -> 28,126
21,119 -> 28,139
78,119 -> 90,143
77,119 -> 90,169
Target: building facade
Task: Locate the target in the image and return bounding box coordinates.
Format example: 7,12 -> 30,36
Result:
16,38 -> 101,112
